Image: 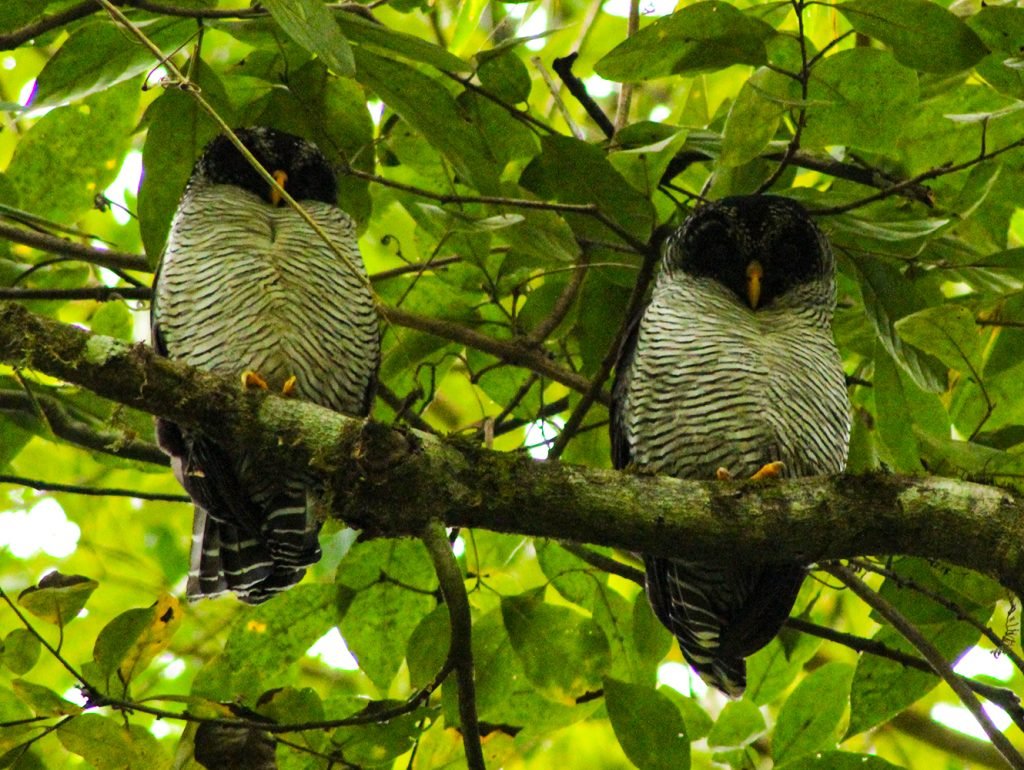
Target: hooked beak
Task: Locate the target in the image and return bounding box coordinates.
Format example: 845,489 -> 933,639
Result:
269,169 -> 289,206
746,259 -> 763,309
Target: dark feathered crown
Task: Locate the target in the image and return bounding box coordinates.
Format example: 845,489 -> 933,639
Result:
190,127 -> 337,205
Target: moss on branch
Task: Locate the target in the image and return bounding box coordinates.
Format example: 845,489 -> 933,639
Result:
3,300 -> 1024,596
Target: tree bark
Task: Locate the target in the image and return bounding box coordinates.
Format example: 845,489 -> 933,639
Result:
2,300 -> 1023,596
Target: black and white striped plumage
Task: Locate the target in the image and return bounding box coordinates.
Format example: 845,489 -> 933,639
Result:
610,195 -> 849,696
152,128 -> 379,603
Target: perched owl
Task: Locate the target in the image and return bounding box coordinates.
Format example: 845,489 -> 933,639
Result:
152,127 -> 380,603
610,195 -> 850,696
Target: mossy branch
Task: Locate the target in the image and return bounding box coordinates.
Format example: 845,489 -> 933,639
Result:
3,300 -> 1024,596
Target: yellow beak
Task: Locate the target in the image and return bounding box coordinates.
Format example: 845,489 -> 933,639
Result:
746,260 -> 763,309
269,169 -> 289,206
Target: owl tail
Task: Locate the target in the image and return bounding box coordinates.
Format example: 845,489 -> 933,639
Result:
160,419 -> 321,603
187,504 -> 316,604
644,556 -> 804,698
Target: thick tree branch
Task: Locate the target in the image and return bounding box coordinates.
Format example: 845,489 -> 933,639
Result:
3,301 -> 1024,597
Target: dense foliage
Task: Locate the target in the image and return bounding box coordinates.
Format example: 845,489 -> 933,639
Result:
3,0 -> 1024,767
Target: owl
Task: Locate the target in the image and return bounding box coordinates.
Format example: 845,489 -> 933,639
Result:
152,127 -> 380,603
610,195 -> 850,695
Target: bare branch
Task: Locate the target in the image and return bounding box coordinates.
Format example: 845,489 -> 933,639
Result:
422,522 -> 484,770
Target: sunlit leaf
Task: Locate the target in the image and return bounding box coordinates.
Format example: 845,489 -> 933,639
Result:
595,1 -> 775,82
17,572 -> 98,626
772,662 -> 854,764
837,0 -> 988,74
605,678 -> 691,770
707,699 -> 765,750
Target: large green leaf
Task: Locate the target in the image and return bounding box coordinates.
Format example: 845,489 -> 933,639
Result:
502,590 -> 611,703
56,714 -> 165,770
595,1 -> 775,82
895,304 -> 983,377
772,662 -> 854,765
33,18 -> 193,106
138,59 -> 233,261
778,752 -> 905,770
261,0 -> 354,77
837,0 -> 988,74
520,135 -> 654,243
605,678 -> 691,770
707,699 -> 765,750
6,81 -> 139,223
720,68 -> 797,168
353,48 -> 499,195
801,49 -> 918,154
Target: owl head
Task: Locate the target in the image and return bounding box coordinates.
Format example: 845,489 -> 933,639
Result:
190,127 -> 337,206
665,195 -> 835,311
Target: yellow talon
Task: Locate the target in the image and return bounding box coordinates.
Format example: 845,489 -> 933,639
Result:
282,375 -> 297,396
241,371 -> 269,390
715,467 -> 733,481
750,461 -> 785,480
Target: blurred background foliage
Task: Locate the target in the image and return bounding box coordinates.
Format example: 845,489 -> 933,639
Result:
2,0 -> 1024,767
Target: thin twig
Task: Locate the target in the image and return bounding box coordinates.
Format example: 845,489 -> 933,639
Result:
612,0 -> 640,135
525,249 -> 592,344
380,305 -> 605,402
559,543 -> 644,584
532,56 -> 584,140
0,221 -> 149,272
422,521 -> 485,770
0,1 -> 101,50
785,616 -> 1023,721
0,475 -> 189,502
552,54 -> 614,139
0,390 -> 168,466
0,286 -> 151,301
828,564 -> 1024,770
849,558 -> 1024,675
546,246 -> 659,459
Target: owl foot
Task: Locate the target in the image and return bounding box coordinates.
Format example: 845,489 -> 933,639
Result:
282,375 -> 297,396
750,461 -> 785,480
241,371 -> 269,390
715,462 -> 784,481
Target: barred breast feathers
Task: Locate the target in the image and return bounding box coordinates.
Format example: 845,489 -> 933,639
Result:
157,185 -> 378,417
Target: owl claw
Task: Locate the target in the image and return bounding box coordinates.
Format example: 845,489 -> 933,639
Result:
282,375 -> 297,396
750,461 -> 785,480
241,371 -> 269,390
715,467 -> 733,480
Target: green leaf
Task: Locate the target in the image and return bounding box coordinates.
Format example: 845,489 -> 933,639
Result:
745,628 -> 821,706
605,678 -> 690,770
536,540 -> 603,606
138,59 -> 232,260
772,662 -> 854,764
720,68 -> 796,167
595,1 -> 775,82
92,607 -> 153,682
707,699 -> 766,750
261,0 -> 354,77
406,606 -> 451,690
89,302 -> 133,341
353,48 -> 498,194
633,591 -> 673,670
6,81 -> 139,223
846,620 -> 982,737
32,19 -> 193,107
502,591 -> 611,703
477,49 -> 532,104
895,304 -> 982,377
17,572 -> 97,625
56,714 -> 164,770
198,584 -> 339,701
778,752 -> 905,770
341,582 -> 436,691
337,13 -> 470,73
11,680 -> 81,717
969,7 -> 1024,98
2,630 -> 40,675
849,257 -> 947,392
801,49 -> 918,154
872,348 -> 926,472
837,0 -> 988,74
520,135 -> 654,242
